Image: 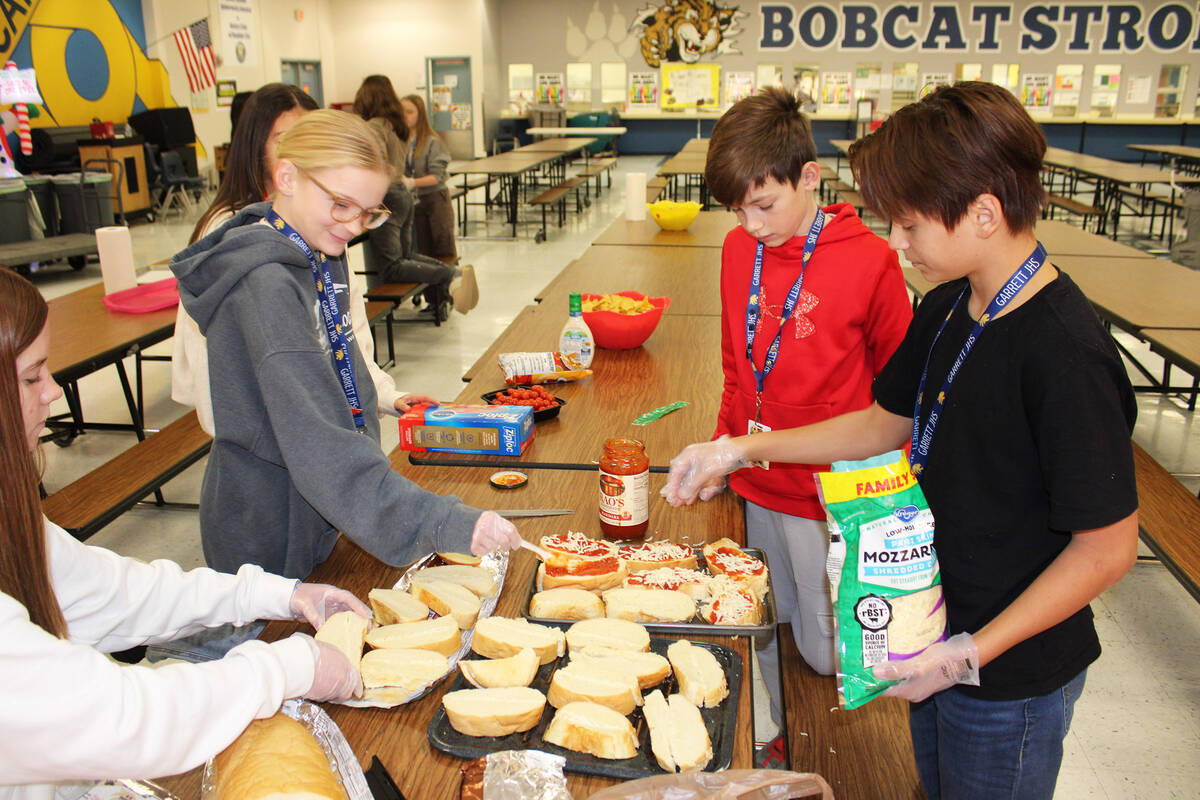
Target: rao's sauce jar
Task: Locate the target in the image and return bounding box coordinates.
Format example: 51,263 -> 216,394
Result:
598,437 -> 650,540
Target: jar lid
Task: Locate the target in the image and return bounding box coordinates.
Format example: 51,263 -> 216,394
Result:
489,470 -> 528,489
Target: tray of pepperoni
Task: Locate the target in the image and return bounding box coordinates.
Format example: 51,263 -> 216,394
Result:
523,532 -> 777,647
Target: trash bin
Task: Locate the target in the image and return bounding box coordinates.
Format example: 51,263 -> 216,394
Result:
569,112 -> 614,155
52,171 -> 115,234
23,175 -> 56,237
0,178 -> 31,244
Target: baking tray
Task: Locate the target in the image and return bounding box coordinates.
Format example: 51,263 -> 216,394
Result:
522,545 -> 778,647
427,635 -> 742,780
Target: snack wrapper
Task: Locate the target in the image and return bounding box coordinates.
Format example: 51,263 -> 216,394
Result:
816,450 -> 948,709
498,352 -> 592,385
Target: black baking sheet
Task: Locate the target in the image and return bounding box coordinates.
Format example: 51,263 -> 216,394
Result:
426,636 -> 742,780
522,545 -> 778,647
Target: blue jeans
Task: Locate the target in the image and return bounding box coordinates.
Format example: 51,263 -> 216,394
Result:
909,670 -> 1087,800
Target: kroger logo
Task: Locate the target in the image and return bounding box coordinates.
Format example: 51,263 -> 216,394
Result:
893,505 -> 921,523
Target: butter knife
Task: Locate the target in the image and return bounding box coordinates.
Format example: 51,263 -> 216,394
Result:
496,508 -> 573,517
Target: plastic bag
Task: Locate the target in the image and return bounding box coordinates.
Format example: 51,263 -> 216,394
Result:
498,352 -> 592,385
816,450 -> 947,710
587,769 -> 833,799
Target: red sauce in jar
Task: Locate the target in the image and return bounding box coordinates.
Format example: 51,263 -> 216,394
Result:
598,437 -> 650,540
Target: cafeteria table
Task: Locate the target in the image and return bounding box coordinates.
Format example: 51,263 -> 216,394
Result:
1053,254 -> 1200,332
1128,143 -> 1200,175
1035,219 -> 1156,260
1139,328 -> 1200,410
449,151 -> 562,238
656,154 -> 710,205
154,463 -> 754,800
592,210 -> 733,248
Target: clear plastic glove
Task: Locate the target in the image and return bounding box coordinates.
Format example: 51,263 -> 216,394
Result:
470,510 -> 522,555
872,632 -> 981,703
295,633 -> 362,702
395,393 -> 437,413
289,583 -> 371,629
661,435 -> 750,506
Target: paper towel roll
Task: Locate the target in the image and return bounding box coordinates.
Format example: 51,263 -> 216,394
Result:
97,225 -> 137,296
625,172 -> 647,221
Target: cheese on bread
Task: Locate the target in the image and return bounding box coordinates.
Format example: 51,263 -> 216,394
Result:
623,567 -> 712,602
702,538 -> 768,598
700,577 -> 764,626
617,540 -> 697,572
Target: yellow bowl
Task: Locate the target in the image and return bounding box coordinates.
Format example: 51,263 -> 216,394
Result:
647,200 -> 701,231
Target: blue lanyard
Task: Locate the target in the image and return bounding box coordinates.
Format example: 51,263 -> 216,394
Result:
265,207 -> 366,431
909,242 -> 1047,476
745,208 -> 826,414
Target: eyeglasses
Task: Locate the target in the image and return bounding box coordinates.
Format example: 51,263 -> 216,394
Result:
302,170 -> 391,229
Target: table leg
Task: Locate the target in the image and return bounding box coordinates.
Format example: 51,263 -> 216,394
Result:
510,174 -> 520,238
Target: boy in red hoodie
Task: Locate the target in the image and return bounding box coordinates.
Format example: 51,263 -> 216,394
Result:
702,87 -> 912,733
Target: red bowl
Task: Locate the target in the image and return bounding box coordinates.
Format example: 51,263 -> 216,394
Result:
581,291 -> 670,350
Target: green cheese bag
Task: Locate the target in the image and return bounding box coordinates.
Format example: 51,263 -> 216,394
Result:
817,450 -> 948,710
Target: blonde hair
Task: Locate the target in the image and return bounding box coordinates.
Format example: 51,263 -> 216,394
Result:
275,108 -> 393,180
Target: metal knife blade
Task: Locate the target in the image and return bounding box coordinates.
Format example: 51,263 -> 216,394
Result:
495,508 -> 574,517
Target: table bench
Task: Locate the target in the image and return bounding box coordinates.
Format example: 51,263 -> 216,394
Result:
42,410 -> 211,541
1046,194 -> 1104,231
578,156 -> 617,196
1134,442 -> 1200,603
363,299 -> 395,368
529,176 -> 585,243
365,281 -> 443,325
0,232 -> 98,273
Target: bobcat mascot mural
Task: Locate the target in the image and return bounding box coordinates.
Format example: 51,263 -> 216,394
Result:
632,0 -> 744,68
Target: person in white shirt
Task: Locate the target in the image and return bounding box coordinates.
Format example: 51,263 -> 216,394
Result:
0,267 -> 367,800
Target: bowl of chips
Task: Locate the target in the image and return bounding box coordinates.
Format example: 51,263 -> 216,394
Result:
647,200 -> 702,231
581,291 -> 671,350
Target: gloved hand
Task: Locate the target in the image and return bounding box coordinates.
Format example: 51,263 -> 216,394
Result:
661,435 -> 750,506
289,583 -> 371,629
872,632 -> 981,703
295,633 -> 362,702
470,510 -> 522,555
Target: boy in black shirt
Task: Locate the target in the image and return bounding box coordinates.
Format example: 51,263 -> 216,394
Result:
662,82 -> 1138,799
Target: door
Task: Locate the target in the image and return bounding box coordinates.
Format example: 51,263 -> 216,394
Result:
425,56 -> 472,159
281,60 -> 324,107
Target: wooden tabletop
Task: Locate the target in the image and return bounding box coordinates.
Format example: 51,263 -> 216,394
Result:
592,210 -> 733,248
1128,143 -> 1200,162
1054,255 -> 1200,331
1044,147 -> 1200,186
1142,328 -> 1200,373
516,137 -> 597,153
1036,220 -> 1157,259
153,463 -> 753,800
527,127 -> 626,136
679,138 -> 710,153
448,151 -> 558,176
657,154 -> 708,176
45,282 -> 179,383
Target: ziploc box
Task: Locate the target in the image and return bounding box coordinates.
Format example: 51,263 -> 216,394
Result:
398,404 -> 534,455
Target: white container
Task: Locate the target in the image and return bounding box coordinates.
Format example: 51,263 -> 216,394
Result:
559,292 -> 594,369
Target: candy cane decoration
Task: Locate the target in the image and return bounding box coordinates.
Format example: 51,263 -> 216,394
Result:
4,61 -> 31,155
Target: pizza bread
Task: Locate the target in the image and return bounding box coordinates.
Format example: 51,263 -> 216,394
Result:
700,577 -> 764,626
702,538 -> 769,598
540,531 -> 618,560
623,567 -> 712,602
617,540 -> 698,572
537,557 -> 627,593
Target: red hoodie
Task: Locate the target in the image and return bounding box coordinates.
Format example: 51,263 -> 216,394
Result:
714,203 -> 912,519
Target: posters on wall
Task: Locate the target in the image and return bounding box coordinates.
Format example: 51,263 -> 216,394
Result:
1126,75 -> 1152,104
536,73 -> 564,105
215,79 -> 237,107
219,0 -> 256,67
725,71 -> 754,105
1091,65 -> 1121,114
662,64 -> 720,109
1022,73 -> 1052,110
432,85 -> 453,112
1053,64 -> 1083,114
820,71 -> 851,109
629,71 -> 658,107
450,104 -> 472,129
920,72 -> 951,94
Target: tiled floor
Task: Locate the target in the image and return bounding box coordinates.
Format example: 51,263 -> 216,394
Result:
27,155 -> 1200,798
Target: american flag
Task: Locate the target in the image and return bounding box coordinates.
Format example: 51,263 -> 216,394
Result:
174,18 -> 216,93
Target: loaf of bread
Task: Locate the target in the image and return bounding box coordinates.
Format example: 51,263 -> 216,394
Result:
573,646 -> 671,690
471,616 -> 565,664
642,690 -> 712,773
314,611 -> 368,672
411,565 -> 497,598
702,538 -> 769,598
543,701 -> 638,760
437,551 -> 482,566
623,567 -> 713,602
601,587 -> 696,623
368,588 -> 430,626
359,648 -> 449,692
547,659 -> 641,715
540,531 -> 618,560
565,618 -> 650,654
667,640 -> 728,708
528,587 -> 604,620
441,687 -> 546,737
458,647 -> 539,689
700,577 -> 764,626
537,558 -> 627,593
617,541 -> 697,572
365,615 -> 461,657
410,578 -> 481,629
211,714 -> 348,800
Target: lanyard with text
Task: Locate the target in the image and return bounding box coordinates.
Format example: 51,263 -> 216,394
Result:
909,242 -> 1047,477
745,208 -> 826,420
265,207 -> 366,431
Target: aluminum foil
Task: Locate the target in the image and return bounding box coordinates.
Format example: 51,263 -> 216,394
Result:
342,548 -> 510,709
482,751 -> 572,800
200,700 -> 370,800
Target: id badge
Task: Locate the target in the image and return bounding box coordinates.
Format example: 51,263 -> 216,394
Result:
747,419 -> 771,470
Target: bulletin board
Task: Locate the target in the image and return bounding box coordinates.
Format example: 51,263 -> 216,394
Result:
661,63 -> 720,110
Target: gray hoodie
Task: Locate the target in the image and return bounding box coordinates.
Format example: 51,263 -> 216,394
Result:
171,202 -> 479,579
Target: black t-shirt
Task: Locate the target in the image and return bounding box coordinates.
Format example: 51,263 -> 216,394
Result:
873,270 -> 1137,701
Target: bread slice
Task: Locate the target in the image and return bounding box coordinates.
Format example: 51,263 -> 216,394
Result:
459,647 -> 539,688
212,714 -> 348,800
410,578 -> 481,629
624,567 -> 712,603
537,558 -> 627,592
368,588 -> 430,626
543,701 -> 638,760
471,616 -> 565,665
618,541 -> 698,572
547,659 -> 642,714
666,640 -> 728,708
540,531 -> 618,559
700,577 -> 764,626
438,551 -> 482,566
702,538 -> 769,598
601,587 -> 696,623
529,587 -> 604,620
359,648 -> 449,692
411,565 -> 497,598
565,618 -> 650,654
441,687 -> 546,737
573,646 -> 671,690
642,690 -> 713,772
365,615 -> 461,657
314,611 -> 368,671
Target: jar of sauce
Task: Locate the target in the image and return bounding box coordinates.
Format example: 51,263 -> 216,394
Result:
599,437 -> 650,540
